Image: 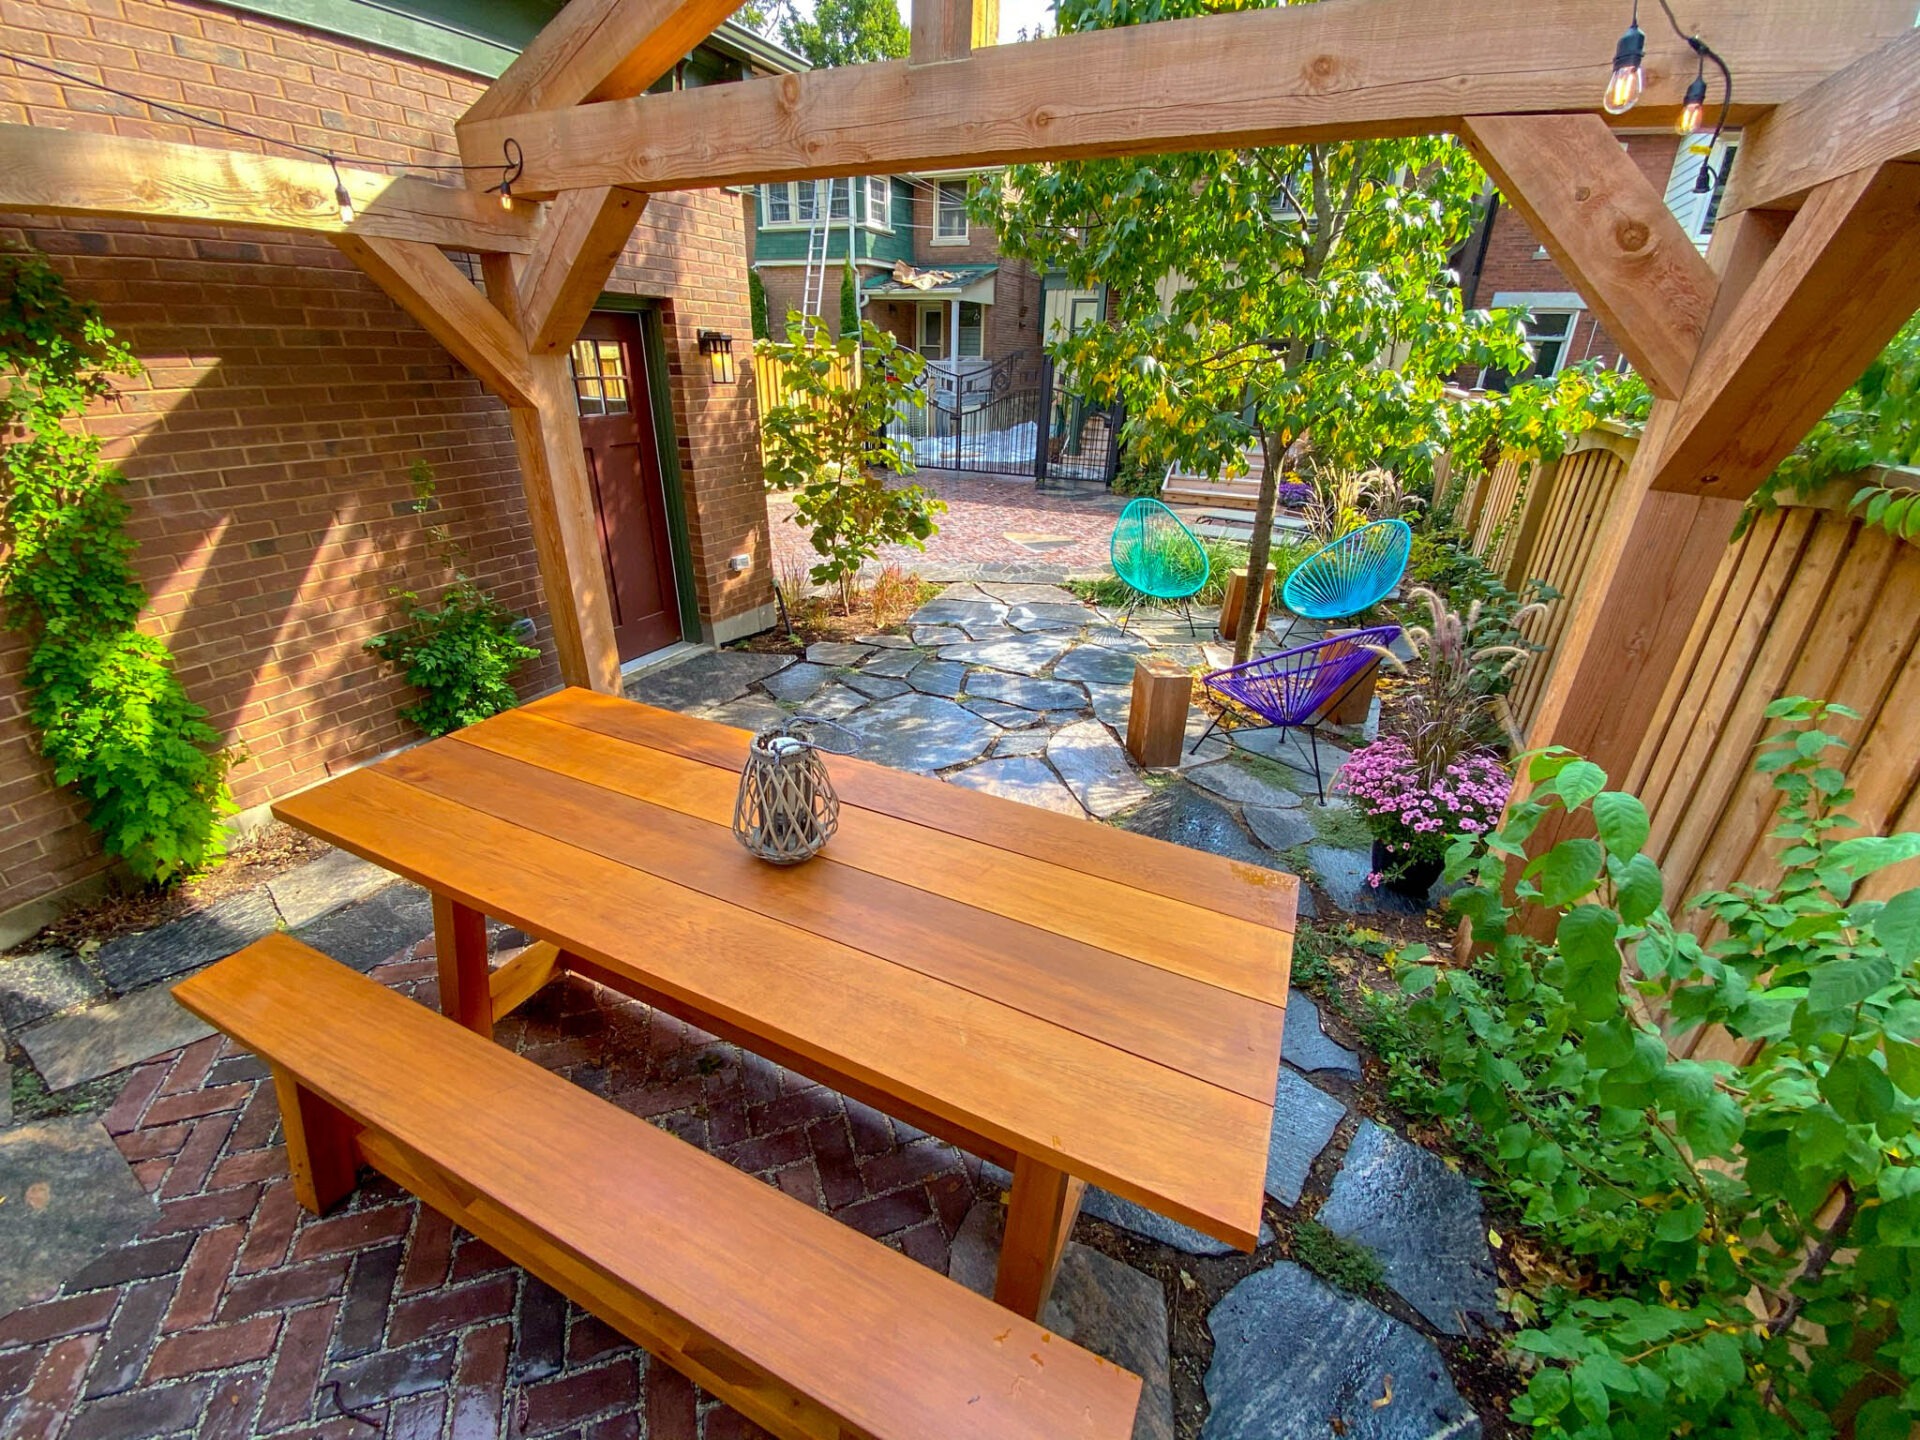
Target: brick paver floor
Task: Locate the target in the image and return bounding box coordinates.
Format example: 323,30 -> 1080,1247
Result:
0,942 -> 984,1440
769,469 -> 1127,581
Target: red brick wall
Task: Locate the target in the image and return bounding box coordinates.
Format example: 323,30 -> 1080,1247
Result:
0,0 -> 770,917
907,178 -> 1043,373
1465,133 -> 1684,371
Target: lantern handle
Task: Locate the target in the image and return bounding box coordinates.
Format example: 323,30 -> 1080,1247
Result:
786,714 -> 858,755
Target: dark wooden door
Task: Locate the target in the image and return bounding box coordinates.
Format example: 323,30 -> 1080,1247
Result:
570,313 -> 682,661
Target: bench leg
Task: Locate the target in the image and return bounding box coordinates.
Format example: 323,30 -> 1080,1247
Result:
271,1065 -> 359,1214
994,1156 -> 1085,1321
432,893 -> 493,1038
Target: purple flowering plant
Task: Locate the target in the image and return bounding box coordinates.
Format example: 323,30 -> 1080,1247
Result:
1330,734 -> 1511,870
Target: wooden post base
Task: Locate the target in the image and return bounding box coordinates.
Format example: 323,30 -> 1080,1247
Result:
1127,658 -> 1193,768
1218,567 -> 1274,642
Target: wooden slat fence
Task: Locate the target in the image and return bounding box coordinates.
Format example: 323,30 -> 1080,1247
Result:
751,349 -> 861,467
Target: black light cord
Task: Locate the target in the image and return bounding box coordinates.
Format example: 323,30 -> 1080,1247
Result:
1650,0 -> 1734,192
2,50 -> 520,186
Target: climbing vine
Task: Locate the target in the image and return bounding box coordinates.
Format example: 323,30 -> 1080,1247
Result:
0,245 -> 233,884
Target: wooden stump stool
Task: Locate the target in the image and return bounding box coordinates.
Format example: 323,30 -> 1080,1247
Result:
1127,658 -> 1192,768
1218,567 -> 1275,643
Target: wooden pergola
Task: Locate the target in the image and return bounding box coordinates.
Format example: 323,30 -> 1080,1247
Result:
3,0 -> 1919,788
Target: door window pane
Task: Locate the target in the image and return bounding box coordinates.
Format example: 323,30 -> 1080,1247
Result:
866,176 -> 890,228
918,307 -> 944,358
957,302 -> 984,358
569,337 -> 631,416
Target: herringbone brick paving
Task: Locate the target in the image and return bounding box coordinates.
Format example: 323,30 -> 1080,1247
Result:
0,941 -> 987,1439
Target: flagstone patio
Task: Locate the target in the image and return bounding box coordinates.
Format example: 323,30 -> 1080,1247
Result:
0,581 -> 1495,1440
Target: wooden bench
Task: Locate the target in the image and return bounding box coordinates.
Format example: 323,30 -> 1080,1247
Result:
173,935 -> 1142,1440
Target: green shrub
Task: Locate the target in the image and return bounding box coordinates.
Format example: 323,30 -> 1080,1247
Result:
748,269 -> 771,341
1377,699 -> 1920,1438
363,460 -> 538,737
0,246 -> 232,884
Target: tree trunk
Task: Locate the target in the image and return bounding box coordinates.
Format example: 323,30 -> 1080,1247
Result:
1231,426 -> 1285,665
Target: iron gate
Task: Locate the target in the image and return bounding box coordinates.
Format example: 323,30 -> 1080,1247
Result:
888,355 -> 1121,486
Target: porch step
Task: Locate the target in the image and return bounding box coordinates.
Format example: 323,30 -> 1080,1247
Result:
1164,445 -> 1267,511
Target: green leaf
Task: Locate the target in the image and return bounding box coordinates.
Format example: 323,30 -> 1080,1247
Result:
1611,854 -> 1665,925
1824,1054 -> 1897,1124
1535,838 -> 1604,907
1874,888 -> 1920,967
1808,955 -> 1897,1012
1887,1036 -> 1920,1098
1552,760 -> 1608,809
1591,791 -> 1650,860
1558,905 -> 1623,1020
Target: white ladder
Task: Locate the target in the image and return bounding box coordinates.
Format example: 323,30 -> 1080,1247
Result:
799,209 -> 830,319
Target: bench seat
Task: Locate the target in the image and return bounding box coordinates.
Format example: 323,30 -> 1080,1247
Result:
173,935 -> 1141,1440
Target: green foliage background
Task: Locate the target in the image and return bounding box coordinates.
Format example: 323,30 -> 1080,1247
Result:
748,268 -> 771,342
0,247 -> 232,885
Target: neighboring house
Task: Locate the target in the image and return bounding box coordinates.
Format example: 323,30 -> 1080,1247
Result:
1460,130 -> 1740,384
0,0 -> 781,926
749,167 -> 1105,391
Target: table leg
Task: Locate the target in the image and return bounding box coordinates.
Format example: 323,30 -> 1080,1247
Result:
431,893 -> 492,1037
994,1155 -> 1086,1320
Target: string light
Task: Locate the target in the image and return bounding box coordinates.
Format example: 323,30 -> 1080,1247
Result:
328,156 -> 354,225
1603,2 -> 1645,115
493,139 -> 525,213
1677,60 -> 1708,134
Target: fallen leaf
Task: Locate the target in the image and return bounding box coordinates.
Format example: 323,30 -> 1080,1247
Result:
1488,1229 -> 1503,1248
1178,1270 -> 1197,1292
1371,1375 -> 1394,1409
26,1182 -> 51,1212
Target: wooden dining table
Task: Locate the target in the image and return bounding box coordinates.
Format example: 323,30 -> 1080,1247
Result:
273,686 -> 1297,1320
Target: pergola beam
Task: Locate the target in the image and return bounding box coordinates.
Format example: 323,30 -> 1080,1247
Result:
454,0 -> 1916,195
1719,28 -> 1920,217
1651,163 -> 1920,500
517,187 -> 651,355
0,124 -> 538,254
1461,113 -> 1717,400
461,0 -> 746,125
911,0 -> 999,67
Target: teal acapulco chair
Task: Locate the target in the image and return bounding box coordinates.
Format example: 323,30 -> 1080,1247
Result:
1111,497 -> 1210,635
1275,517 -> 1413,644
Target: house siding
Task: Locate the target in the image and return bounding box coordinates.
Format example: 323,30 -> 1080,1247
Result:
0,0 -> 770,919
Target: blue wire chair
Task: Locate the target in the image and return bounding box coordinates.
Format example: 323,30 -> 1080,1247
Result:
1275,519 -> 1413,645
1193,625 -> 1401,802
1110,497 -> 1210,635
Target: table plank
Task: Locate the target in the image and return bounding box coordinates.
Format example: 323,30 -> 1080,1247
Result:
453,706 -> 1290,1009
530,688 -> 1299,935
274,766 -> 1273,1246
384,735 -> 1282,1103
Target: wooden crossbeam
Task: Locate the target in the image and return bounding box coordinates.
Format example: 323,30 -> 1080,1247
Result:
461,0 -> 745,125
518,187 -> 651,355
0,124 -> 538,254
911,0 -> 999,66
1720,28 -> 1920,217
455,0 -> 1915,195
1461,113 -> 1717,400
1651,164 -> 1920,500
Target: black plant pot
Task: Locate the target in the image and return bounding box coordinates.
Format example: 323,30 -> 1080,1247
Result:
1371,840 -> 1444,901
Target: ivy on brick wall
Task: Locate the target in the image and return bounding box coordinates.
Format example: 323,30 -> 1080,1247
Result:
0,245 -> 233,885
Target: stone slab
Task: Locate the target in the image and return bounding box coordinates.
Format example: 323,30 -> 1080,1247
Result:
1082,625 -> 1154,655
0,1057 -> 10,1129
804,641 -> 875,666
760,661 -> 837,703
803,683 -> 869,720
0,949 -> 101,1033
909,598 -> 1008,629
950,1201 -> 1173,1440
937,632 -> 1076,676
1054,644 -> 1142,687
1121,787 -> 1285,873
906,658 -> 966,698
947,757 -> 1086,817
20,985 -> 216,1092
1084,681 -> 1134,730
1203,1262 -> 1480,1440
841,694 -> 994,772
992,730 -> 1051,758
960,623 -> 1021,643
858,647 -> 926,679
910,625 -> 968,647
624,649 -> 790,712
1281,989 -> 1361,1079
266,847 -> 396,930
1245,807 -> 1316,852
0,1116 -> 158,1314
855,632 -> 916,649
982,583 -> 1083,606
964,671 -> 1087,713
96,889 -> 280,993
843,672 -> 910,701
1048,720 -> 1152,818
1006,603 -> 1093,633
1309,844 -> 1430,917
962,699 -> 1041,728
290,883 -> 436,974
1318,1122 -> 1502,1337
1268,1069 -> 1346,1207
1189,760 -> 1306,810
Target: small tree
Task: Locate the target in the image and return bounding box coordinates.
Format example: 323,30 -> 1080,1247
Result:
776,0 -> 909,66
748,269 -> 771,341
761,313 -> 943,611
838,263 -> 860,340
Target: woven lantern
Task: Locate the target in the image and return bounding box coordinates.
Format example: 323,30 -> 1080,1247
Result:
732,720 -> 845,865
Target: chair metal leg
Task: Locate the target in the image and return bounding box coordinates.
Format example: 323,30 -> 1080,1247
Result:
1190,710 -> 1224,755
1272,613 -> 1299,649
1183,597 -> 1199,638
1307,725 -> 1327,805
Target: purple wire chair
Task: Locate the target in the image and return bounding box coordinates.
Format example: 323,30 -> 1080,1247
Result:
1193,625 -> 1400,802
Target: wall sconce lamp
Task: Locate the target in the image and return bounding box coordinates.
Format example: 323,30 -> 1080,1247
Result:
699,330 -> 737,385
